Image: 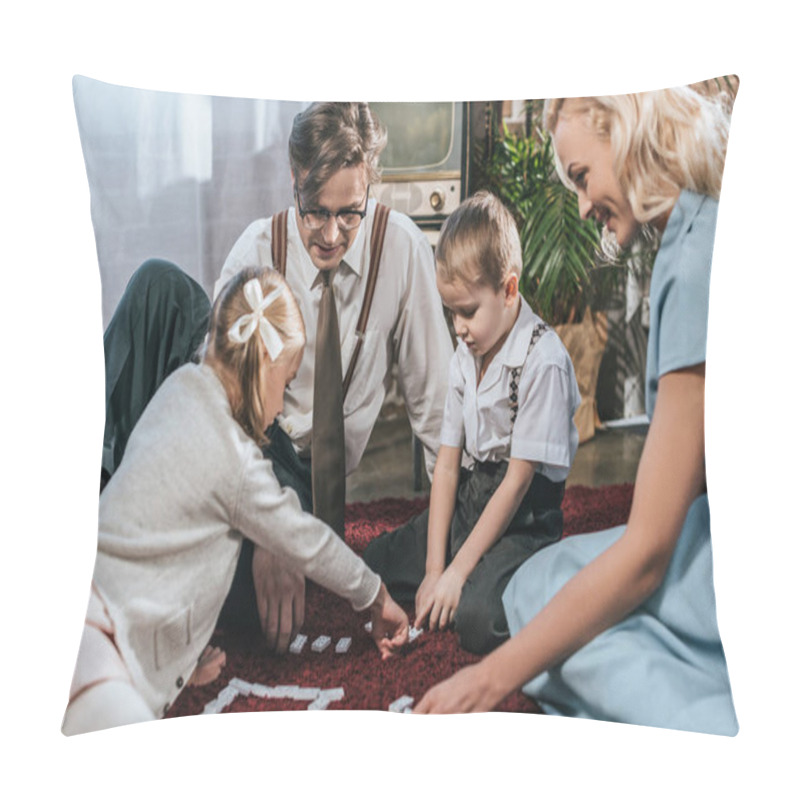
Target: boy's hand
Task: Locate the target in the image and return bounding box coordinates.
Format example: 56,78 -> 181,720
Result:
427,565 -> 466,631
414,570 -> 443,629
369,583 -> 409,660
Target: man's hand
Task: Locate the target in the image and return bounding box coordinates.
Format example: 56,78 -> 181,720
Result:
252,545 -> 305,654
416,565 -> 465,632
369,583 -> 409,660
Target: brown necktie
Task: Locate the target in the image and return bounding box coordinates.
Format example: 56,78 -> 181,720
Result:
312,270 -> 346,537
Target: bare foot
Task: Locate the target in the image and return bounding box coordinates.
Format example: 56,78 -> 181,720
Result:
187,645 -> 227,687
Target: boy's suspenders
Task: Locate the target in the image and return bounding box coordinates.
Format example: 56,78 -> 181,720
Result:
270,203 -> 391,400
509,322 -> 550,429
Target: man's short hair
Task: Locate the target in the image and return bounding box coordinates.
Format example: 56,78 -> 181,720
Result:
435,191 -> 522,291
289,102 -> 387,202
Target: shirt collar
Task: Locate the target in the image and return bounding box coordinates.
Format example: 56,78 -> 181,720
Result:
289,198 -> 374,290
497,295 -> 540,369
659,189 -> 705,255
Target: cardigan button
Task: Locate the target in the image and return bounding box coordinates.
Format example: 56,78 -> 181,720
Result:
163,704 -> 170,715
176,676 -> 184,689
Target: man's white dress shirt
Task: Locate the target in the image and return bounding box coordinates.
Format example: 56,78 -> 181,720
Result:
216,199 -> 454,477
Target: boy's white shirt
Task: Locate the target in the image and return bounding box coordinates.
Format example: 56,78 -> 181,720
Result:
439,296 -> 581,483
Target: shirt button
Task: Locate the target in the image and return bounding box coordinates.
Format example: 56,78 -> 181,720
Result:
176,676 -> 184,689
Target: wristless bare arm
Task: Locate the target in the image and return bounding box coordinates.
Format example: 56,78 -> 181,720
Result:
415,364 -> 707,713
415,446 -> 460,627
449,457 -> 537,579
424,445 -> 461,574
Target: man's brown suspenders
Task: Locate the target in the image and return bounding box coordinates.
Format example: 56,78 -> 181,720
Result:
271,209 -> 290,277
270,203 -> 391,400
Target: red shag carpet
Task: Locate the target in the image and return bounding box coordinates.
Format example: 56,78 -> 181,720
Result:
166,483 -> 633,718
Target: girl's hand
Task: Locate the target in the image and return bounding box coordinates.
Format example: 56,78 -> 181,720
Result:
369,583 -> 409,660
427,565 -> 466,631
414,570 -> 443,629
413,662 -> 501,714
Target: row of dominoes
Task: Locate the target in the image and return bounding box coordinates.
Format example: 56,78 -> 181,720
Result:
202,678 -> 414,714
202,684 -> 241,714
364,621 -> 423,642
289,634 -> 352,655
203,678 -> 346,713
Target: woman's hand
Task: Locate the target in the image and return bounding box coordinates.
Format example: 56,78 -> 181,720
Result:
413,661 -> 502,714
416,565 -> 466,631
369,583 -> 409,660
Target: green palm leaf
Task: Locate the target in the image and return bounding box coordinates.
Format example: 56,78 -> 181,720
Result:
479,123 -> 602,323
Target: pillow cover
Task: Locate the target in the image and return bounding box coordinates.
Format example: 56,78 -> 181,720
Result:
66,77 -> 738,737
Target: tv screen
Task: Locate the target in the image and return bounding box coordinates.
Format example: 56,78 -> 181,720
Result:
370,101 -> 461,175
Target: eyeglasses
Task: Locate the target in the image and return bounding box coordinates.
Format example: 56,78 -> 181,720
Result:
295,185 -> 370,231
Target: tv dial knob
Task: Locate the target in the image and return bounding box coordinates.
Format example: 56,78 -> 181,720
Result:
430,190 -> 445,212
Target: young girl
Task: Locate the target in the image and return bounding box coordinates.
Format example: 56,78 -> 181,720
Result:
364,192 -> 581,655
64,267 -> 409,735
413,88 -> 739,736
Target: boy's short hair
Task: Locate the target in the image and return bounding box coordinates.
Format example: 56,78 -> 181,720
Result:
289,102 -> 387,202
435,191 -> 522,291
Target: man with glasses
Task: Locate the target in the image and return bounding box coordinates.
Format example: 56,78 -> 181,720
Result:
214,102 -> 453,652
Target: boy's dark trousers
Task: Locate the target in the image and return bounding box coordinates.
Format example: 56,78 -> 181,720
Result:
363,460 -> 565,655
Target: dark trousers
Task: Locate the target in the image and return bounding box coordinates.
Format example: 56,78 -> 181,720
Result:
217,424 -> 315,631
102,259 -> 211,481
363,461 -> 565,655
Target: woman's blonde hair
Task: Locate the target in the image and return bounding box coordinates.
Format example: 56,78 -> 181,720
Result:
544,87 -> 731,225
207,267 -> 305,445
435,191 -> 522,291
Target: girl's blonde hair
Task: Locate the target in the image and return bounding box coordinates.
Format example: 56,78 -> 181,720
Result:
544,87 -> 731,225
435,191 -> 522,291
207,267 -> 305,445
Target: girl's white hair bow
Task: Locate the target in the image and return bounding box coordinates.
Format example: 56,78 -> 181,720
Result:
227,278 -> 285,361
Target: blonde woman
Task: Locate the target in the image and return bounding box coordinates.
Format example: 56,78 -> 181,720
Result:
414,88 -> 738,736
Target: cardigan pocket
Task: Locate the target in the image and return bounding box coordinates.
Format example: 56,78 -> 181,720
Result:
154,605 -> 193,671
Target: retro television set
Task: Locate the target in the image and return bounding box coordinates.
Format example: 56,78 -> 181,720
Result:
369,101 -> 469,242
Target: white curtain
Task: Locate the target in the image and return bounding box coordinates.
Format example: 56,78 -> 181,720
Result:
73,76 -> 309,326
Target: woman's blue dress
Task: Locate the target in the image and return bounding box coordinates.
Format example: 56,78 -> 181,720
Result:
502,190 -> 738,736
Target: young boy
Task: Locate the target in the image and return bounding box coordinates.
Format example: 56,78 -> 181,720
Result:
363,191 -> 581,655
